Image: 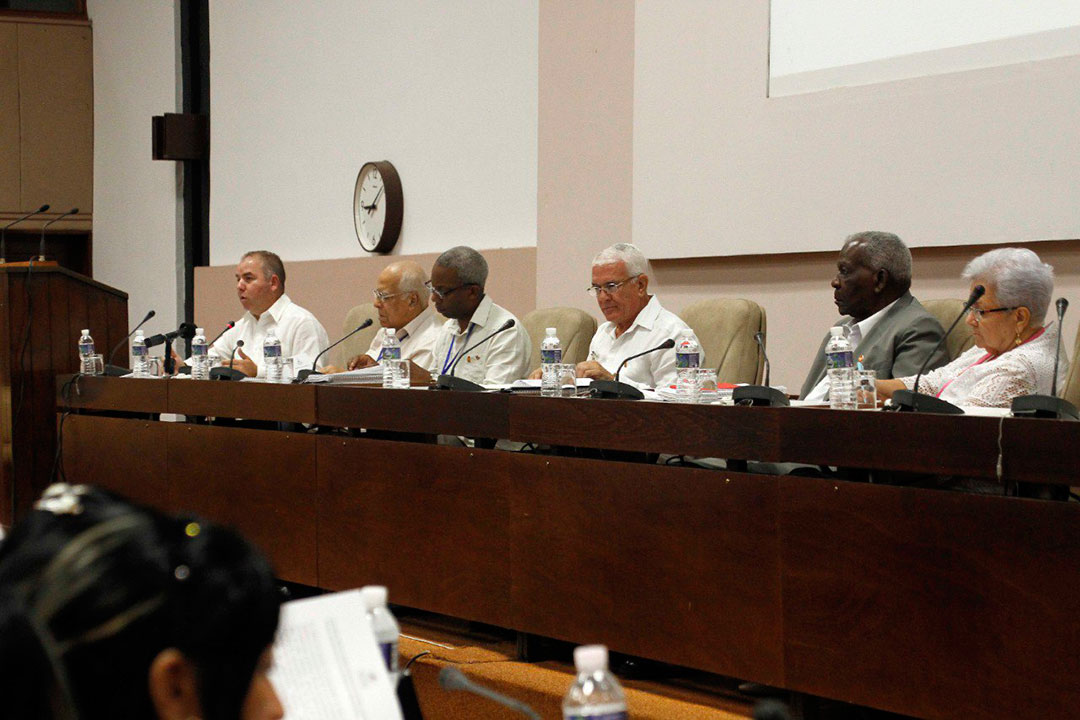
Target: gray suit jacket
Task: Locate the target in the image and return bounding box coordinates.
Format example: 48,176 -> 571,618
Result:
799,292 -> 949,399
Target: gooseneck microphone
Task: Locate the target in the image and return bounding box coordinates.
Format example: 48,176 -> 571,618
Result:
891,284 -> 985,414
209,321 -> 236,347
1011,297 -> 1079,420
1,204 -> 49,263
732,331 -> 790,407
210,339 -> 246,381
591,338 -> 676,400
38,208 -> 79,261
296,318 -> 373,382
104,309 -> 156,375
438,667 -> 540,720
435,319 -> 517,392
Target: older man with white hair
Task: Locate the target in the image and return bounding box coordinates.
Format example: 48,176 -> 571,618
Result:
346,260 -> 441,370
576,242 -> 702,389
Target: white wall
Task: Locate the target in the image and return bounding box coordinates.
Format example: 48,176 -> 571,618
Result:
89,0 -> 181,332
209,0 -> 538,266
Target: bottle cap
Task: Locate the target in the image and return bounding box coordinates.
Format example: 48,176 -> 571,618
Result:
830,326 -> 845,337
359,585 -> 388,610
573,644 -> 608,673
546,327 -> 556,336
135,329 -> 144,337
81,328 -> 89,335
196,327 -> 204,335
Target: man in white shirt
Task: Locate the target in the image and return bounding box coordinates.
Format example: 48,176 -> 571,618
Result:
577,243 -> 701,389
208,250 -> 330,378
413,246 -> 531,386
345,260 -> 441,370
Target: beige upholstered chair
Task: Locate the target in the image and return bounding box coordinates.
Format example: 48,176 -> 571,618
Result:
922,299 -> 976,361
338,303 -> 380,367
678,298 -> 766,385
1062,321 -> 1080,408
522,307 -> 599,370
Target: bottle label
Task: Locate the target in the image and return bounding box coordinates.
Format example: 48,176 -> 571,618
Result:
78,341 -> 94,356
191,344 -> 207,358
541,348 -> 562,364
264,344 -> 282,359
132,345 -> 147,358
825,350 -> 854,370
379,641 -> 395,671
675,352 -> 700,369
382,346 -> 401,361
565,712 -> 627,720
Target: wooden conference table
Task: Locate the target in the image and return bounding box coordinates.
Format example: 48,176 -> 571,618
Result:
57,376 -> 1080,720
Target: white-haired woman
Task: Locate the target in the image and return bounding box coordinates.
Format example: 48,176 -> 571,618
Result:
878,248 -> 1068,408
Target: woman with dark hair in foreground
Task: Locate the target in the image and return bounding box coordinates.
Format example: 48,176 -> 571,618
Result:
0,484 -> 284,720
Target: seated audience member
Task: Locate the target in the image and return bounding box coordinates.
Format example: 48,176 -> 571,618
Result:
419,246 -> 531,385
801,231 -> 947,400
575,243 -> 701,388
878,248 -> 1068,408
344,260 -> 441,370
0,484 -> 283,720
209,250 -> 330,377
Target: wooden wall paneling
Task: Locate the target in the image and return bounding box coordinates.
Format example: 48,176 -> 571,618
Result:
509,458 -> 785,686
317,386 -> 510,438
0,272 -> 11,524
168,381 -> 317,424
26,267 -> 59,508
17,22 -> 93,212
104,293 -> 128,364
779,476 -> 1080,719
0,23 -> 18,211
61,415 -> 167,508
47,272 -> 73,376
166,424 -> 318,586
316,436 -> 513,627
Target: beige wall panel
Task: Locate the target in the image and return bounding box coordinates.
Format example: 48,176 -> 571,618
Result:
194,247 -> 537,367
0,23 -> 19,213
18,23 -> 93,219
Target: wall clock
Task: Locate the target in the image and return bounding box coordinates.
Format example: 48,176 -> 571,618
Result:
353,160 -> 403,253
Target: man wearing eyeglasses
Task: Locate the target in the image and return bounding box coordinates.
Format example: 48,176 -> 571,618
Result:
799,231 -> 948,400
345,260 -> 441,370
417,246 -> 531,386
576,243 -> 701,389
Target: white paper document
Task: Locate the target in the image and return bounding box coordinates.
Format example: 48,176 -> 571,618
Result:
269,590 -> 402,720
302,367 -> 385,384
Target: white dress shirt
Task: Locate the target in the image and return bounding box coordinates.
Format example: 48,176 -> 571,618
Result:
803,297 -> 899,402
363,305 -> 442,369
428,295 -> 531,386
208,293 -> 330,377
587,295 -> 702,389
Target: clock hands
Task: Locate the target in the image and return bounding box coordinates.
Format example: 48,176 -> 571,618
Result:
362,185 -> 385,214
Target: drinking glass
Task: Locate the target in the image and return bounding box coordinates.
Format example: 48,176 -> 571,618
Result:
855,369 -> 877,410
556,363 -> 577,397
81,353 -> 104,376
697,368 -> 719,404
393,359 -> 411,389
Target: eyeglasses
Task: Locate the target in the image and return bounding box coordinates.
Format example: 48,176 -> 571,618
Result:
372,289 -> 408,302
968,306 -> 1018,321
424,281 -> 475,300
586,276 -> 640,297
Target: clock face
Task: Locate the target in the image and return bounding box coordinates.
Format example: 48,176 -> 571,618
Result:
353,161 -> 402,253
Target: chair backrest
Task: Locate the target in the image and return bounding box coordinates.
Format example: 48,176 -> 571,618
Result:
339,303 -> 380,367
521,307 -> 599,370
1063,321 -> 1080,407
678,298 -> 766,385
922,299 -> 976,361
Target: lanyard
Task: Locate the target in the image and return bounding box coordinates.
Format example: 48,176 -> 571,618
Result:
442,324 -> 475,375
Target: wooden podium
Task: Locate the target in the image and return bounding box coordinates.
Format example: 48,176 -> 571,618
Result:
0,265 -> 127,524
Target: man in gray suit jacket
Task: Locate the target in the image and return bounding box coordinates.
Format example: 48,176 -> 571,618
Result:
800,231 -> 948,400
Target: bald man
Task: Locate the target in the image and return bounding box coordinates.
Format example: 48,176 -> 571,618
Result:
347,260 -> 442,370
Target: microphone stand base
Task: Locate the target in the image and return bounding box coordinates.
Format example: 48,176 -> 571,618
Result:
209,367 -> 247,381
732,385 -> 790,407
1010,394 -> 1080,420
295,369 -> 322,383
103,364 -> 130,377
589,380 -> 644,400
434,374 -> 485,392
890,389 -> 964,414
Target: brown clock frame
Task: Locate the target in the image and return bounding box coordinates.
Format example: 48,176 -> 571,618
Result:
354,160 -> 403,254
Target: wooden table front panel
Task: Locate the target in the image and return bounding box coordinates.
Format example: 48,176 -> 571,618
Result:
317,436 -> 513,627
509,459 -> 785,686
165,424 -> 318,587
779,476 -> 1080,719
317,386 -> 510,438
168,380 -> 317,424
61,415 -> 168,509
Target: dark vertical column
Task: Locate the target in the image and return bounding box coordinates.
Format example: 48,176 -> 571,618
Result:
180,0 -> 210,333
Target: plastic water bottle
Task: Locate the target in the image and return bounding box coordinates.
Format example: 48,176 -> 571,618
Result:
263,329 -> 283,382
540,327 -> 562,397
381,329 -> 401,388
190,327 -> 210,380
77,328 -> 94,374
131,329 -> 149,376
360,585 -> 400,686
826,326 -> 856,410
563,645 -> 627,720
675,330 -> 701,403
